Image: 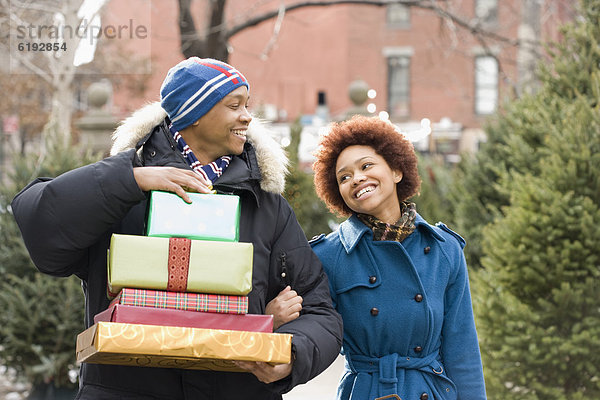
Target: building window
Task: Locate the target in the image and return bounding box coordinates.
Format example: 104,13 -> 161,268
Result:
475,56 -> 498,115
388,56 -> 410,118
387,4 -> 410,27
475,0 -> 498,25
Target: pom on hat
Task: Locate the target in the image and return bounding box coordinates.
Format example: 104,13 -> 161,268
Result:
160,57 -> 249,131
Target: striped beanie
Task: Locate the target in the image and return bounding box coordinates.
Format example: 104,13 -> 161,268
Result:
160,57 -> 249,131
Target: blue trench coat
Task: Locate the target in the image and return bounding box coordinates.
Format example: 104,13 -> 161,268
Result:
311,214 -> 487,400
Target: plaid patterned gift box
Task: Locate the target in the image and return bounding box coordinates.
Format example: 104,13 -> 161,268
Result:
110,288 -> 248,314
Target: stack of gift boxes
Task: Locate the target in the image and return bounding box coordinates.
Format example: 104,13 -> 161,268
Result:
76,191 -> 292,372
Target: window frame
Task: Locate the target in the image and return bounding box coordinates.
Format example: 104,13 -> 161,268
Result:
474,0 -> 498,26
387,54 -> 411,119
474,55 -> 499,115
386,3 -> 411,28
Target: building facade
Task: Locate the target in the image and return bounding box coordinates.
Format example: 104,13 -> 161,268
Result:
103,0 -> 574,161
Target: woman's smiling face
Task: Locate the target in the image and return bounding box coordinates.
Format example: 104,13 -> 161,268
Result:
335,145 -> 403,223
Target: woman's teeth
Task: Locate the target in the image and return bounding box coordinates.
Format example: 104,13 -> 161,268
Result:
356,186 -> 374,198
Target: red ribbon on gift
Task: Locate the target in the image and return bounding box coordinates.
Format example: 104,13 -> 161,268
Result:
167,237 -> 191,292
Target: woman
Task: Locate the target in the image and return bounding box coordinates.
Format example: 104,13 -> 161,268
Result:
311,115 -> 486,400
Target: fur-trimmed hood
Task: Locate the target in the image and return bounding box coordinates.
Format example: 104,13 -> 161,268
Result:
110,102 -> 289,194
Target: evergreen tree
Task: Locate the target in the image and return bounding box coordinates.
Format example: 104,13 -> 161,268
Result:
412,153 -> 454,226
450,0 -> 600,271
467,1 -> 600,397
449,91 -> 564,268
283,119 -> 340,238
477,90 -> 600,400
0,129 -> 101,393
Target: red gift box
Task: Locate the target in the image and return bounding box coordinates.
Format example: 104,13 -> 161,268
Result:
110,288 -> 248,314
94,304 -> 273,332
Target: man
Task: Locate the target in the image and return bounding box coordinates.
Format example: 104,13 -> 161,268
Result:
12,58 -> 343,399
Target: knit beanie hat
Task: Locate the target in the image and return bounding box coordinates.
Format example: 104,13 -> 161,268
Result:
160,57 -> 250,131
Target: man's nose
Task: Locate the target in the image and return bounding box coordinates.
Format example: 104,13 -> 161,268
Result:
240,108 -> 252,123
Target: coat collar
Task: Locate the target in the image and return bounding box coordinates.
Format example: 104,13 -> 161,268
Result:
339,213 -> 445,253
110,102 -> 288,194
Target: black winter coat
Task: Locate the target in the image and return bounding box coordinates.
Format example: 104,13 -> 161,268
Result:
12,109 -> 343,399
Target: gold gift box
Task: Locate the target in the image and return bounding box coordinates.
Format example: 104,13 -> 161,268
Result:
76,322 -> 292,372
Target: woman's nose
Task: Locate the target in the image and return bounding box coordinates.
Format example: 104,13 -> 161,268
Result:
352,174 -> 366,185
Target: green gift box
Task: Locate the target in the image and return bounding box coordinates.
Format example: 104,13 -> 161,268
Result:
107,234 -> 253,297
146,191 -> 240,242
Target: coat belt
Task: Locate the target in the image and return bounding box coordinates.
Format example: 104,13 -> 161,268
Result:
344,352 -> 444,399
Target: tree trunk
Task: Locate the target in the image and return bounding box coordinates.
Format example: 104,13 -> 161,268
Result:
178,0 -> 229,61
178,0 -> 206,58
206,0 -> 229,61
44,79 -> 74,149
41,0 -> 80,148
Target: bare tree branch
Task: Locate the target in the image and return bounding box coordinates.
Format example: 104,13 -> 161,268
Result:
226,0 -> 529,48
4,0 -> 111,146
227,0 -> 423,38
424,1 -> 522,47
259,1 -> 286,60
178,0 -> 544,69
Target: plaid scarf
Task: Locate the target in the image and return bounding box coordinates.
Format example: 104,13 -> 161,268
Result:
357,202 -> 417,242
169,124 -> 231,184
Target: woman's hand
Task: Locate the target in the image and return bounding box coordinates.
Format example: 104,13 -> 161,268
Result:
133,166 -> 213,203
265,286 -> 303,330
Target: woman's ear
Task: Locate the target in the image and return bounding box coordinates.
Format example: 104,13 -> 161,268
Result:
393,170 -> 403,183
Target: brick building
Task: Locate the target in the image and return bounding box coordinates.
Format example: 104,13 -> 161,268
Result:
102,0 -> 573,161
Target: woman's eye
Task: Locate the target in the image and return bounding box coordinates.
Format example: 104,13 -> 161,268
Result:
362,163 -> 373,170
338,175 -> 350,183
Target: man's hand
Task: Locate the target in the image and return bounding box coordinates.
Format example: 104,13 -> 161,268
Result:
234,360 -> 293,384
265,286 -> 303,330
133,166 -> 213,203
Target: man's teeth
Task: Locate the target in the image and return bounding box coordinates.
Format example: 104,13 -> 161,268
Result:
356,187 -> 374,198
232,130 -> 246,137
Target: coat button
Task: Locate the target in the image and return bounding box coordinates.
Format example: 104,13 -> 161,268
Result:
370,307 -> 379,316
414,293 -> 423,302
414,346 -> 423,353
424,246 -> 431,254
420,393 -> 429,400
369,276 -> 377,284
